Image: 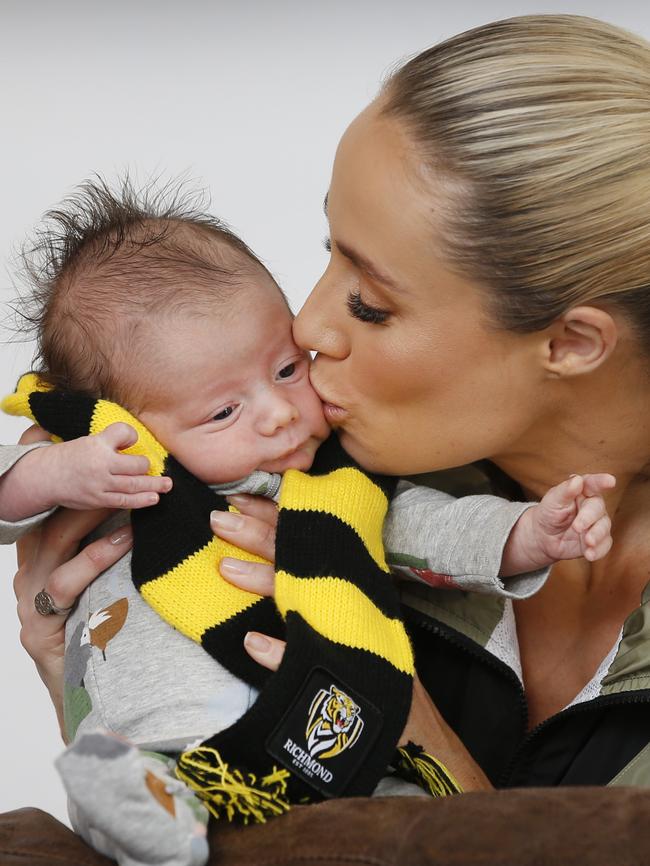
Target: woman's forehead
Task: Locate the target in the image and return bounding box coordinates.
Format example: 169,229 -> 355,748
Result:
328,104 -> 459,296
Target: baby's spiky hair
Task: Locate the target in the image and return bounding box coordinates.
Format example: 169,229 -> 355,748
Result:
15,175 -> 277,411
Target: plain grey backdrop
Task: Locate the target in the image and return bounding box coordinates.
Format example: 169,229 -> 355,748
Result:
1,0 -> 648,823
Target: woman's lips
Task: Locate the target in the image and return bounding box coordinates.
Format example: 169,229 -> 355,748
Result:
322,401 -> 349,424
310,375 -> 349,424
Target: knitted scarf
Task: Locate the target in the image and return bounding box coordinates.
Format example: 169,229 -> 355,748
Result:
4,373 -> 461,821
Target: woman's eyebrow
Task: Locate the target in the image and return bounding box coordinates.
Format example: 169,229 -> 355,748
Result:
323,193 -> 401,292
334,240 -> 401,292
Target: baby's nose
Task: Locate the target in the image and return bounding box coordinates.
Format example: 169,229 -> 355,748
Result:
258,395 -> 299,436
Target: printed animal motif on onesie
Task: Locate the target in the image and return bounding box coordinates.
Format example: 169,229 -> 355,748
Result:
63,598 -> 129,740
81,598 -> 129,661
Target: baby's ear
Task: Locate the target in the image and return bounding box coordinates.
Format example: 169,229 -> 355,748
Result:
542,306 -> 618,377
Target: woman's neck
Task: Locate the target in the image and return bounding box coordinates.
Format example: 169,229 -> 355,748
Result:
493,361 -> 650,599
494,360 -> 650,501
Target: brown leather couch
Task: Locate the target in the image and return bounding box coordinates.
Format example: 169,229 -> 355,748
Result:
3,788 -> 650,865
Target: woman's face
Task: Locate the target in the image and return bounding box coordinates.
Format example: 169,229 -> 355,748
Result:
294,101 -> 548,475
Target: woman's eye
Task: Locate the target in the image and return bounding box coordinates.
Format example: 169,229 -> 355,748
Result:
213,406 -> 234,421
278,363 -> 296,379
346,291 -> 390,325
323,236 -> 332,253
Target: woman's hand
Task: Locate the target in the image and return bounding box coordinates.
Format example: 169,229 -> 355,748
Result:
15,509 -> 133,740
212,493 -> 286,667
13,426 -> 133,740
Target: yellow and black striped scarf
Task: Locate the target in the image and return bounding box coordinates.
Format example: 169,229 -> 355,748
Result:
4,373 -> 461,822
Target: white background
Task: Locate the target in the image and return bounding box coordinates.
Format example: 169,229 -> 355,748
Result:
1,0 -> 648,824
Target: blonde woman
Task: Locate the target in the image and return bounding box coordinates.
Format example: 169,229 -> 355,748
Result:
11,14 -> 650,795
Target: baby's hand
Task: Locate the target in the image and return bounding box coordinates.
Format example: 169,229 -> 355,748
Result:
43,422 -> 172,510
502,474 -> 616,576
532,474 -> 615,563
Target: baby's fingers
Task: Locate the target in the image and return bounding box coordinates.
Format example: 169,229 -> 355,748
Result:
572,493 -> 607,534
582,515 -> 613,562
541,474 -> 584,513
581,473 -> 616,497
111,451 -> 152,477
105,474 -> 172,509
99,422 -> 139,451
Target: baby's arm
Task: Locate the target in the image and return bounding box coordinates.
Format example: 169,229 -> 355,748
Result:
501,473 -> 615,574
384,475 -> 613,599
0,423 -> 171,522
384,484 -> 546,598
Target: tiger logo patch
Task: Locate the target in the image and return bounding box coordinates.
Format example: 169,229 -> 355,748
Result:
305,684 -> 364,760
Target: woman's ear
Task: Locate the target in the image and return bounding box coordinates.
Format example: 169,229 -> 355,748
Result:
543,306 -> 619,377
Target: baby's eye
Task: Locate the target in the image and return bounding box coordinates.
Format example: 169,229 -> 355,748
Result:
213,406 -> 234,421
278,363 -> 296,379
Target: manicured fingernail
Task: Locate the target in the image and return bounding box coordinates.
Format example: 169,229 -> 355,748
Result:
245,632 -> 271,652
210,511 -> 244,531
220,557 -> 252,576
110,527 -> 133,545
226,494 -> 251,507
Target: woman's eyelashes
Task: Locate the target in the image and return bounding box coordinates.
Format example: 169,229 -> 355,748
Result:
323,235 -> 391,324
346,291 -> 391,325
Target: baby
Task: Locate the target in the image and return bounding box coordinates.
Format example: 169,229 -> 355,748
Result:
0,179 -> 613,866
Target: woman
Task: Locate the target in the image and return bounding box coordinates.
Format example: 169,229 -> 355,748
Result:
12,14 -> 650,791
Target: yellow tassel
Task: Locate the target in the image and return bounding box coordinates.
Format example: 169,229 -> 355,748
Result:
176,747 -> 292,824
395,742 -> 463,797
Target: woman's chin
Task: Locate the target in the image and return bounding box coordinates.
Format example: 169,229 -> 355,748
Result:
336,429 -> 387,473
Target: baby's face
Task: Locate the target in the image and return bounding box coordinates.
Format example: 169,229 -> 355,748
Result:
138,279 -> 330,484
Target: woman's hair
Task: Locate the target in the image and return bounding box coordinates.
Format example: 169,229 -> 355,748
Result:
382,15 -> 650,349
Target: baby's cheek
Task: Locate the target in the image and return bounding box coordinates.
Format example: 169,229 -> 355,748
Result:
309,394 -> 331,438
193,437 -> 261,485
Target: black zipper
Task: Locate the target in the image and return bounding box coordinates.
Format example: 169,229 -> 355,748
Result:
499,688 -> 650,787
406,606 -> 650,787
406,608 -> 529,772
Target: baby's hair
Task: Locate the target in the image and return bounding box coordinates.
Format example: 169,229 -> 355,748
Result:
15,175 -> 281,411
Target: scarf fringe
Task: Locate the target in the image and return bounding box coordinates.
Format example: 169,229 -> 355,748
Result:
176,746 -> 292,824
394,741 -> 463,797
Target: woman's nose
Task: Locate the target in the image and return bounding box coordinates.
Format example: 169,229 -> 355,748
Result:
257,394 -> 299,436
294,272 -> 349,360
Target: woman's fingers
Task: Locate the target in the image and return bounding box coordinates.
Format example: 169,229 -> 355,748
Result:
211,500 -> 277,562
15,523 -> 133,631
16,506 -> 113,571
226,494 -> 279,525
47,524 -> 133,610
13,511 -> 132,742
219,558 -> 276,595
212,494 -> 278,595
243,632 -> 286,671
